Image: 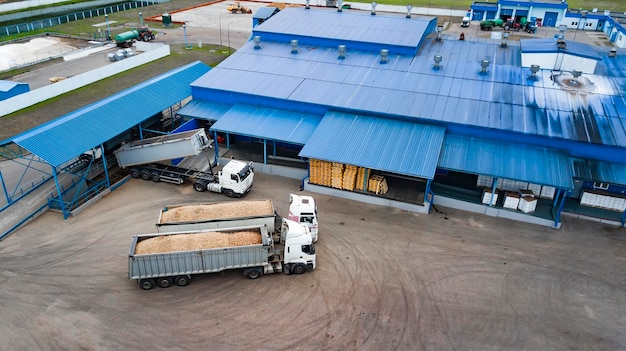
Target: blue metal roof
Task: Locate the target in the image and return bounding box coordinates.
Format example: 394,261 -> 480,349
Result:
299,112 -> 445,179
210,104 -> 321,145
252,7 -> 437,56
177,99 -> 231,121
253,6 -> 279,20
9,61 -> 210,167
439,135 -> 574,189
573,159 -> 626,186
520,39 -> 602,61
0,80 -> 20,92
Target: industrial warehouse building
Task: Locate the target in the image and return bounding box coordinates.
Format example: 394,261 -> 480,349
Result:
1,6 -> 626,236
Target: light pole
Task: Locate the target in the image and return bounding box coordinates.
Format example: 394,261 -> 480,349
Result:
139,12 -> 143,27
218,12 -> 224,46
105,14 -> 111,41
183,23 -> 190,49
227,21 -> 233,55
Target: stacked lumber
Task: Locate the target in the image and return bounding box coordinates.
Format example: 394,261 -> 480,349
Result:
342,164 -> 358,191
309,159 -> 331,186
331,162 -> 344,189
135,230 -> 262,254
356,167 -> 368,191
368,175 -> 388,194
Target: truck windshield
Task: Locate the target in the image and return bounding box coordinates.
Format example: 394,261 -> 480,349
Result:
238,165 -> 252,181
302,244 -> 315,255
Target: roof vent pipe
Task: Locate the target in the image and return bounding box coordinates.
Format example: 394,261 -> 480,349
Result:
435,25 -> 443,42
406,4 -> 413,18
480,59 -> 489,74
338,45 -> 347,60
337,0 -> 343,12
291,40 -> 298,54
380,49 -> 389,64
253,36 -> 261,49
433,54 -> 442,70
529,64 -> 540,79
371,2 -> 377,15
501,31 -> 510,48
305,0 -> 310,9
571,69 -> 582,84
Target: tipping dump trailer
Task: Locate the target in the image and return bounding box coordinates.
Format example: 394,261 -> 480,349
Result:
156,199 -> 277,234
128,221 -> 316,290
114,128 -> 253,197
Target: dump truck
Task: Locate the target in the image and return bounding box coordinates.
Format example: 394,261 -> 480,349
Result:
114,26 -> 155,47
114,128 -> 254,197
128,221 -> 316,289
155,194 -> 319,242
227,1 -> 252,14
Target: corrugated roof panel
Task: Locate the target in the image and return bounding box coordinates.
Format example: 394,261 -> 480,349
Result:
177,100 -> 231,121
572,159 -> 626,186
210,104 -> 321,144
439,135 -> 574,189
12,61 -> 210,167
520,39 -> 602,61
299,112 -> 445,179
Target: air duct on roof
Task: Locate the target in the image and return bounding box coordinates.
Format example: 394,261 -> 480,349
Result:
480,59 -> 489,74
380,49 -> 389,64
433,54 -> 443,70
371,1 -> 377,15
406,4 -> 413,18
529,64 -> 540,79
291,40 -> 298,54
338,45 -> 347,60
253,36 -> 261,50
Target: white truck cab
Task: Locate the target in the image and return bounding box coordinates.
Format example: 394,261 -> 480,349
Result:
217,160 -> 254,197
461,16 -> 471,27
281,219 -> 316,273
288,193 -> 319,242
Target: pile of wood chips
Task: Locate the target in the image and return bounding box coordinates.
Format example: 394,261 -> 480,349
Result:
135,230 -> 262,254
160,200 -> 274,223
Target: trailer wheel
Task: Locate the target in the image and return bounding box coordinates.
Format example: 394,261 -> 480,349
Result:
140,171 -> 150,181
139,279 -> 155,290
157,277 -> 173,288
224,189 -> 235,198
292,264 -> 306,275
193,182 -> 207,192
150,173 -> 160,182
244,268 -> 262,279
130,168 -> 141,178
175,276 -> 190,286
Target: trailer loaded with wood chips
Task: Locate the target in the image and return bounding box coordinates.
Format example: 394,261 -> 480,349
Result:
128,222 -> 316,290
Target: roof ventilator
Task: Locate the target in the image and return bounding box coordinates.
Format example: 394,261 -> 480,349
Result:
371,2 -> 377,15
406,4 -> 413,18
571,70 -> 582,85
305,0 -> 310,9
479,59 -> 489,74
528,64 -> 540,80
433,54 -> 443,70
556,25 -> 567,49
609,48 -> 617,57
380,49 -> 389,64
337,0 -> 343,12
435,26 -> 443,42
338,45 -> 347,60
501,31 -> 510,48
291,40 -> 299,54
253,36 -> 261,49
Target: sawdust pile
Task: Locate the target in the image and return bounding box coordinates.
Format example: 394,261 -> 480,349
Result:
135,230 -> 262,254
160,200 -> 273,223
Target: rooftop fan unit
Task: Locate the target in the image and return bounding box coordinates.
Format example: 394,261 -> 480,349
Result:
253,36 -> 261,50
380,49 -> 389,64
480,59 -> 489,74
406,4 -> 413,18
433,54 -> 443,70
291,40 -> 298,54
571,69 -> 582,84
338,45 -> 347,60
529,64 -> 540,80
371,2 -> 377,15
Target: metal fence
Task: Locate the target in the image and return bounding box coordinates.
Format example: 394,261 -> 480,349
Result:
0,0 -> 168,39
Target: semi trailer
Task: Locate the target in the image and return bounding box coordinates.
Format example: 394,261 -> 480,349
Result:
128,221 -> 316,290
156,195 -> 319,242
114,128 -> 254,197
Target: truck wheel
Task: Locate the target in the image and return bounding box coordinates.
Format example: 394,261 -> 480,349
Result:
150,173 -> 160,182
224,189 -> 235,198
157,277 -> 173,288
130,168 -> 141,178
504,25 -> 510,30
175,276 -> 190,286
193,182 -> 206,192
244,268 -> 262,279
140,171 -> 150,181
139,279 -> 155,290
292,264 -> 306,275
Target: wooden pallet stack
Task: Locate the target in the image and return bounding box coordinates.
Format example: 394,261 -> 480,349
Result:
342,164 -> 358,191
309,159 -> 331,186
331,162 -> 344,189
356,167 -> 369,191
368,175 -> 388,194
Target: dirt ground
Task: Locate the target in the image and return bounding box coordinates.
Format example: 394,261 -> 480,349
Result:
1,173 -> 625,350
